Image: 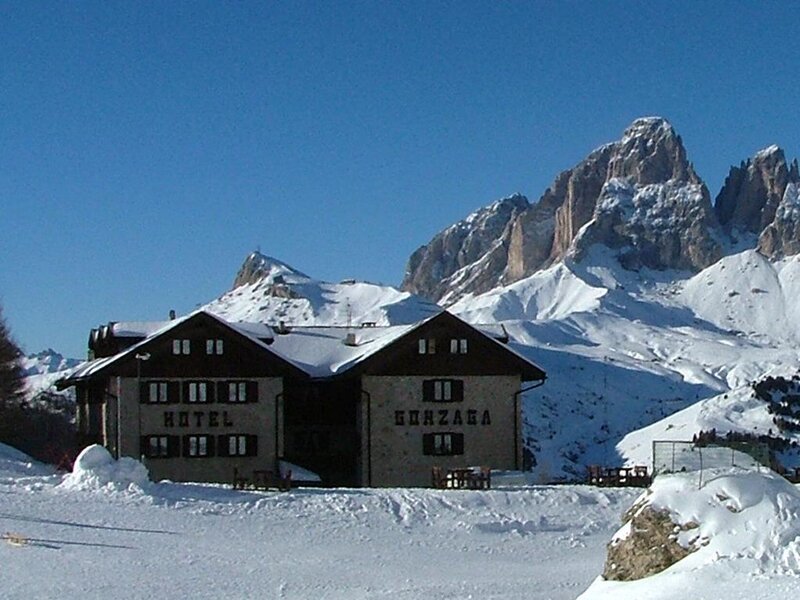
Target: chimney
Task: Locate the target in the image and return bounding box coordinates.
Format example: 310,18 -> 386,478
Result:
344,332 -> 358,346
169,309 -> 176,320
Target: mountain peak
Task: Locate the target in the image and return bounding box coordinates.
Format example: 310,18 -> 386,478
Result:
232,252 -> 310,289
621,116 -> 675,142
609,117 -> 698,185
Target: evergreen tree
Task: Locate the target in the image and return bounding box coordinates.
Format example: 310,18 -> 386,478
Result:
0,305 -> 25,410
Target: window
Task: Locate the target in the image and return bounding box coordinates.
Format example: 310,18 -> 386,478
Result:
219,434 -> 257,457
229,382 -> 246,403
140,435 -> 178,458
206,339 -> 224,355
147,382 -> 169,403
423,379 -> 464,403
185,381 -> 212,404
423,432 -> 464,456
450,338 -> 468,354
418,338 -> 436,354
219,381 -> 256,403
184,435 -> 214,458
172,339 -> 190,355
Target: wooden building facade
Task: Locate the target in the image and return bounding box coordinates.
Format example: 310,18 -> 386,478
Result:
59,310 -> 545,488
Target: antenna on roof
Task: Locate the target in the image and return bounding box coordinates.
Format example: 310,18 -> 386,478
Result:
346,301 -> 352,330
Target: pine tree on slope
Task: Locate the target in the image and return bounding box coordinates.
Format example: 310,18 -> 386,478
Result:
0,305 -> 24,410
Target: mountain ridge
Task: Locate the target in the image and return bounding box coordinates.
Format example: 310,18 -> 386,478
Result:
402,117 -> 799,304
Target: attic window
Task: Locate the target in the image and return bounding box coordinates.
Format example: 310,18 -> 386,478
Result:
418,338 -> 436,355
206,339 -> 223,355
172,339 -> 190,355
450,339 -> 468,354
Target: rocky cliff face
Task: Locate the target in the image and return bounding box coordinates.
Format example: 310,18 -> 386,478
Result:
403,117 -> 724,302
402,117 -> 800,303
714,145 -> 799,236
758,182 -> 800,258
401,194 -> 529,301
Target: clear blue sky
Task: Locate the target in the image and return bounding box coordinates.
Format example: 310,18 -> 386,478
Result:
2,1 -> 799,358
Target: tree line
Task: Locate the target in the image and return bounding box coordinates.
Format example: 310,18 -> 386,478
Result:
0,305 -> 77,464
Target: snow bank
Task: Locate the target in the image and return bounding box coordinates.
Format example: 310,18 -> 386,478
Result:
580,468 -> 800,598
0,442 -> 53,478
59,445 -> 150,493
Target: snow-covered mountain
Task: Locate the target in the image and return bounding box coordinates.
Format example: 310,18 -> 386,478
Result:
403,117 -> 800,304
203,251 -> 441,326
19,349 -> 82,404
446,245 -> 800,479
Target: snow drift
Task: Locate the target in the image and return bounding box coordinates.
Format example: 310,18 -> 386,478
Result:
59,444 -> 150,493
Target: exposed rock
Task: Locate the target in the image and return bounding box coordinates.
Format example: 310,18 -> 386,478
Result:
232,252 -> 309,289
401,194 -> 529,300
572,179 -> 722,271
758,182 -> 800,257
607,117 -> 702,186
715,145 -> 798,235
603,503 -> 697,581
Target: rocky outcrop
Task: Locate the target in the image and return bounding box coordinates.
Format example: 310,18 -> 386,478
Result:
715,145 -> 799,235
603,505 -> 697,581
758,183 -> 800,258
558,117 -> 722,271
232,252 -> 309,289
572,178 -> 722,271
401,194 -> 529,300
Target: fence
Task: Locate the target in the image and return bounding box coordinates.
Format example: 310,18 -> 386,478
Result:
652,440 -> 770,485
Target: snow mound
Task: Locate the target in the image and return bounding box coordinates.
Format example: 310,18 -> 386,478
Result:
60,445 -> 150,493
581,469 -> 800,598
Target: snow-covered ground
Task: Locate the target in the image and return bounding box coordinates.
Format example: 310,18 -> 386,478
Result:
5,445 -> 800,599
0,443 -> 636,600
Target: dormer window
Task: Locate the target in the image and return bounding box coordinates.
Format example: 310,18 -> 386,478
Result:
450,338 -> 468,354
418,338 -> 436,354
206,339 -> 224,355
172,339 -> 190,355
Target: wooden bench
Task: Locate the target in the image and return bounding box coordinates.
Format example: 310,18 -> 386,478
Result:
432,466 -> 491,490
233,467 -> 292,492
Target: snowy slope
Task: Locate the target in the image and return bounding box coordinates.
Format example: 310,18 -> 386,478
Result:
204,252 -> 441,326
447,245 -> 800,479
0,444 -> 636,600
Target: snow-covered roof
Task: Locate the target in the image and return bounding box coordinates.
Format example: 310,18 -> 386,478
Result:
267,323 -> 422,378
61,310 -> 544,385
110,320 -> 274,341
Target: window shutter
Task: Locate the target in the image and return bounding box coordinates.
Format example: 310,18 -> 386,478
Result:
452,380 -> 464,402
139,383 -> 149,404
453,433 -> 464,455
206,435 -> 216,457
181,382 -> 190,404
217,435 -> 229,457
246,381 -> 258,403
422,380 -> 434,402
168,435 -> 180,458
168,382 -> 180,404
206,381 -> 216,403
248,435 -> 258,457
139,436 -> 147,456
181,435 -> 190,458
422,433 -> 434,456
217,381 -> 230,403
